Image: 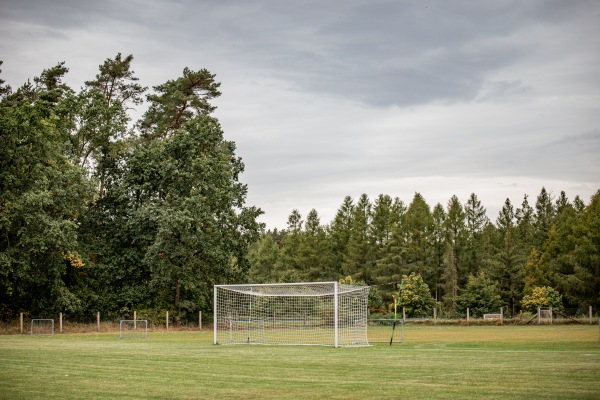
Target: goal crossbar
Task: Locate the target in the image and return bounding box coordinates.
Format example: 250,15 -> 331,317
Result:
214,281 -> 370,348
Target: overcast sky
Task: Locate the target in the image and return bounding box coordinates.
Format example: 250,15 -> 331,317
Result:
1,0 -> 599,229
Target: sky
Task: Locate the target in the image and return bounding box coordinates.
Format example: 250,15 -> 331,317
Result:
1,0 -> 599,229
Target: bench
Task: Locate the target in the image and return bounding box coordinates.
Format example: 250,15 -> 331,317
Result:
483,314 -> 502,320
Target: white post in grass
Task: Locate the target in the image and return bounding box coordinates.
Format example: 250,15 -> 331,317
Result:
134,311 -> 137,330
334,281 -> 339,348
590,306 -> 593,325
550,307 -> 553,325
20,313 -> 23,334
433,305 -> 437,325
199,311 -> 202,330
467,307 -> 470,324
402,307 -> 406,323
59,312 -> 63,334
166,311 -> 169,331
500,307 -> 503,325
213,286 -> 217,345
97,312 -> 100,332
538,307 -> 541,325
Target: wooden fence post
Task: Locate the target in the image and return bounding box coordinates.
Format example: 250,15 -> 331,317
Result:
538,307 -> 541,325
500,307 -> 503,325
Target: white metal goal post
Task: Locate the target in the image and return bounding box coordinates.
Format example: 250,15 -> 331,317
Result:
213,282 -> 370,347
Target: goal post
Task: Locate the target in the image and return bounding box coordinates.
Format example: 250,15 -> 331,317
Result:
119,320 -> 148,339
31,319 -> 54,336
213,282 -> 370,347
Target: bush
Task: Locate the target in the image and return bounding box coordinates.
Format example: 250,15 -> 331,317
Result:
456,272 -> 503,317
521,286 -> 563,312
399,273 -> 435,318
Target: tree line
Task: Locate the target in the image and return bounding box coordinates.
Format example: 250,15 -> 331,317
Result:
247,189 -> 600,316
0,55 -> 262,322
1,55 -> 598,322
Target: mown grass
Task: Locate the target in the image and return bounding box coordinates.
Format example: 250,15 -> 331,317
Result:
0,325 -> 598,399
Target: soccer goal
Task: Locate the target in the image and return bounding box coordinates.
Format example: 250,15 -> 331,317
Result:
30,319 -> 54,336
119,320 -> 148,339
214,282 -> 370,347
538,307 -> 553,324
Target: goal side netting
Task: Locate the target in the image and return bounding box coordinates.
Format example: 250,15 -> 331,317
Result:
214,282 -> 370,347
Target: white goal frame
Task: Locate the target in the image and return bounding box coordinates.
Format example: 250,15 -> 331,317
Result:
213,281 -> 370,347
30,319 -> 54,336
119,320 -> 148,339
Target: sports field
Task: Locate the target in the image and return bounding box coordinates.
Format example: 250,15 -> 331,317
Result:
0,325 -> 598,399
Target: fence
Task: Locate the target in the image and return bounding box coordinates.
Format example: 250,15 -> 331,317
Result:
2,306 -> 597,334
368,306 -> 598,326
2,310 -> 207,334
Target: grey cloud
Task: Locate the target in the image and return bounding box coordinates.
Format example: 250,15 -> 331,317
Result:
181,0 -> 580,107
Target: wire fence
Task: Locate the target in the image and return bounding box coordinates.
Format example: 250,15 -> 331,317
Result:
1,306 -> 597,334
0,310 -> 208,334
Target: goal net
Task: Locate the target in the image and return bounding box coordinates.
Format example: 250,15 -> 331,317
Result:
538,307 -> 553,324
31,319 -> 54,336
214,282 -> 370,347
120,320 -> 148,339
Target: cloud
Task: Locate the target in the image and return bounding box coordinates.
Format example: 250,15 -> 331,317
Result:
1,0 -> 598,229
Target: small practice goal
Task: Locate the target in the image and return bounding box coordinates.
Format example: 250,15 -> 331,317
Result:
31,319 -> 54,336
214,282 -> 370,347
119,320 -> 148,339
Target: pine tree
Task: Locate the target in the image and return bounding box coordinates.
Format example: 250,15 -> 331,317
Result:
442,195 -> 466,311
492,198 -> 524,315
402,193 -> 433,282
329,196 -> 354,277
431,203 -> 446,302
276,210 -> 304,282
533,187 -> 556,249
464,193 -> 488,277
297,209 -> 331,281
342,194 -> 374,282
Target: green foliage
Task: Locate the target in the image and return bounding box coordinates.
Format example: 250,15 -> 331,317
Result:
521,286 -> 563,312
455,272 -> 503,317
122,112 -> 262,319
342,194 -> 374,282
247,233 -> 280,283
0,56 -> 261,320
138,67 -> 221,140
399,273 -> 435,318
0,64 -> 95,316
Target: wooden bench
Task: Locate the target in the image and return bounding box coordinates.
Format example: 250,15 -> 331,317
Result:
483,314 -> 502,320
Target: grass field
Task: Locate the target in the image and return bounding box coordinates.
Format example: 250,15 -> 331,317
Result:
0,325 -> 599,399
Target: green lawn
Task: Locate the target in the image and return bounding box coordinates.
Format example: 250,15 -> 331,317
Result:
0,325 -> 598,399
